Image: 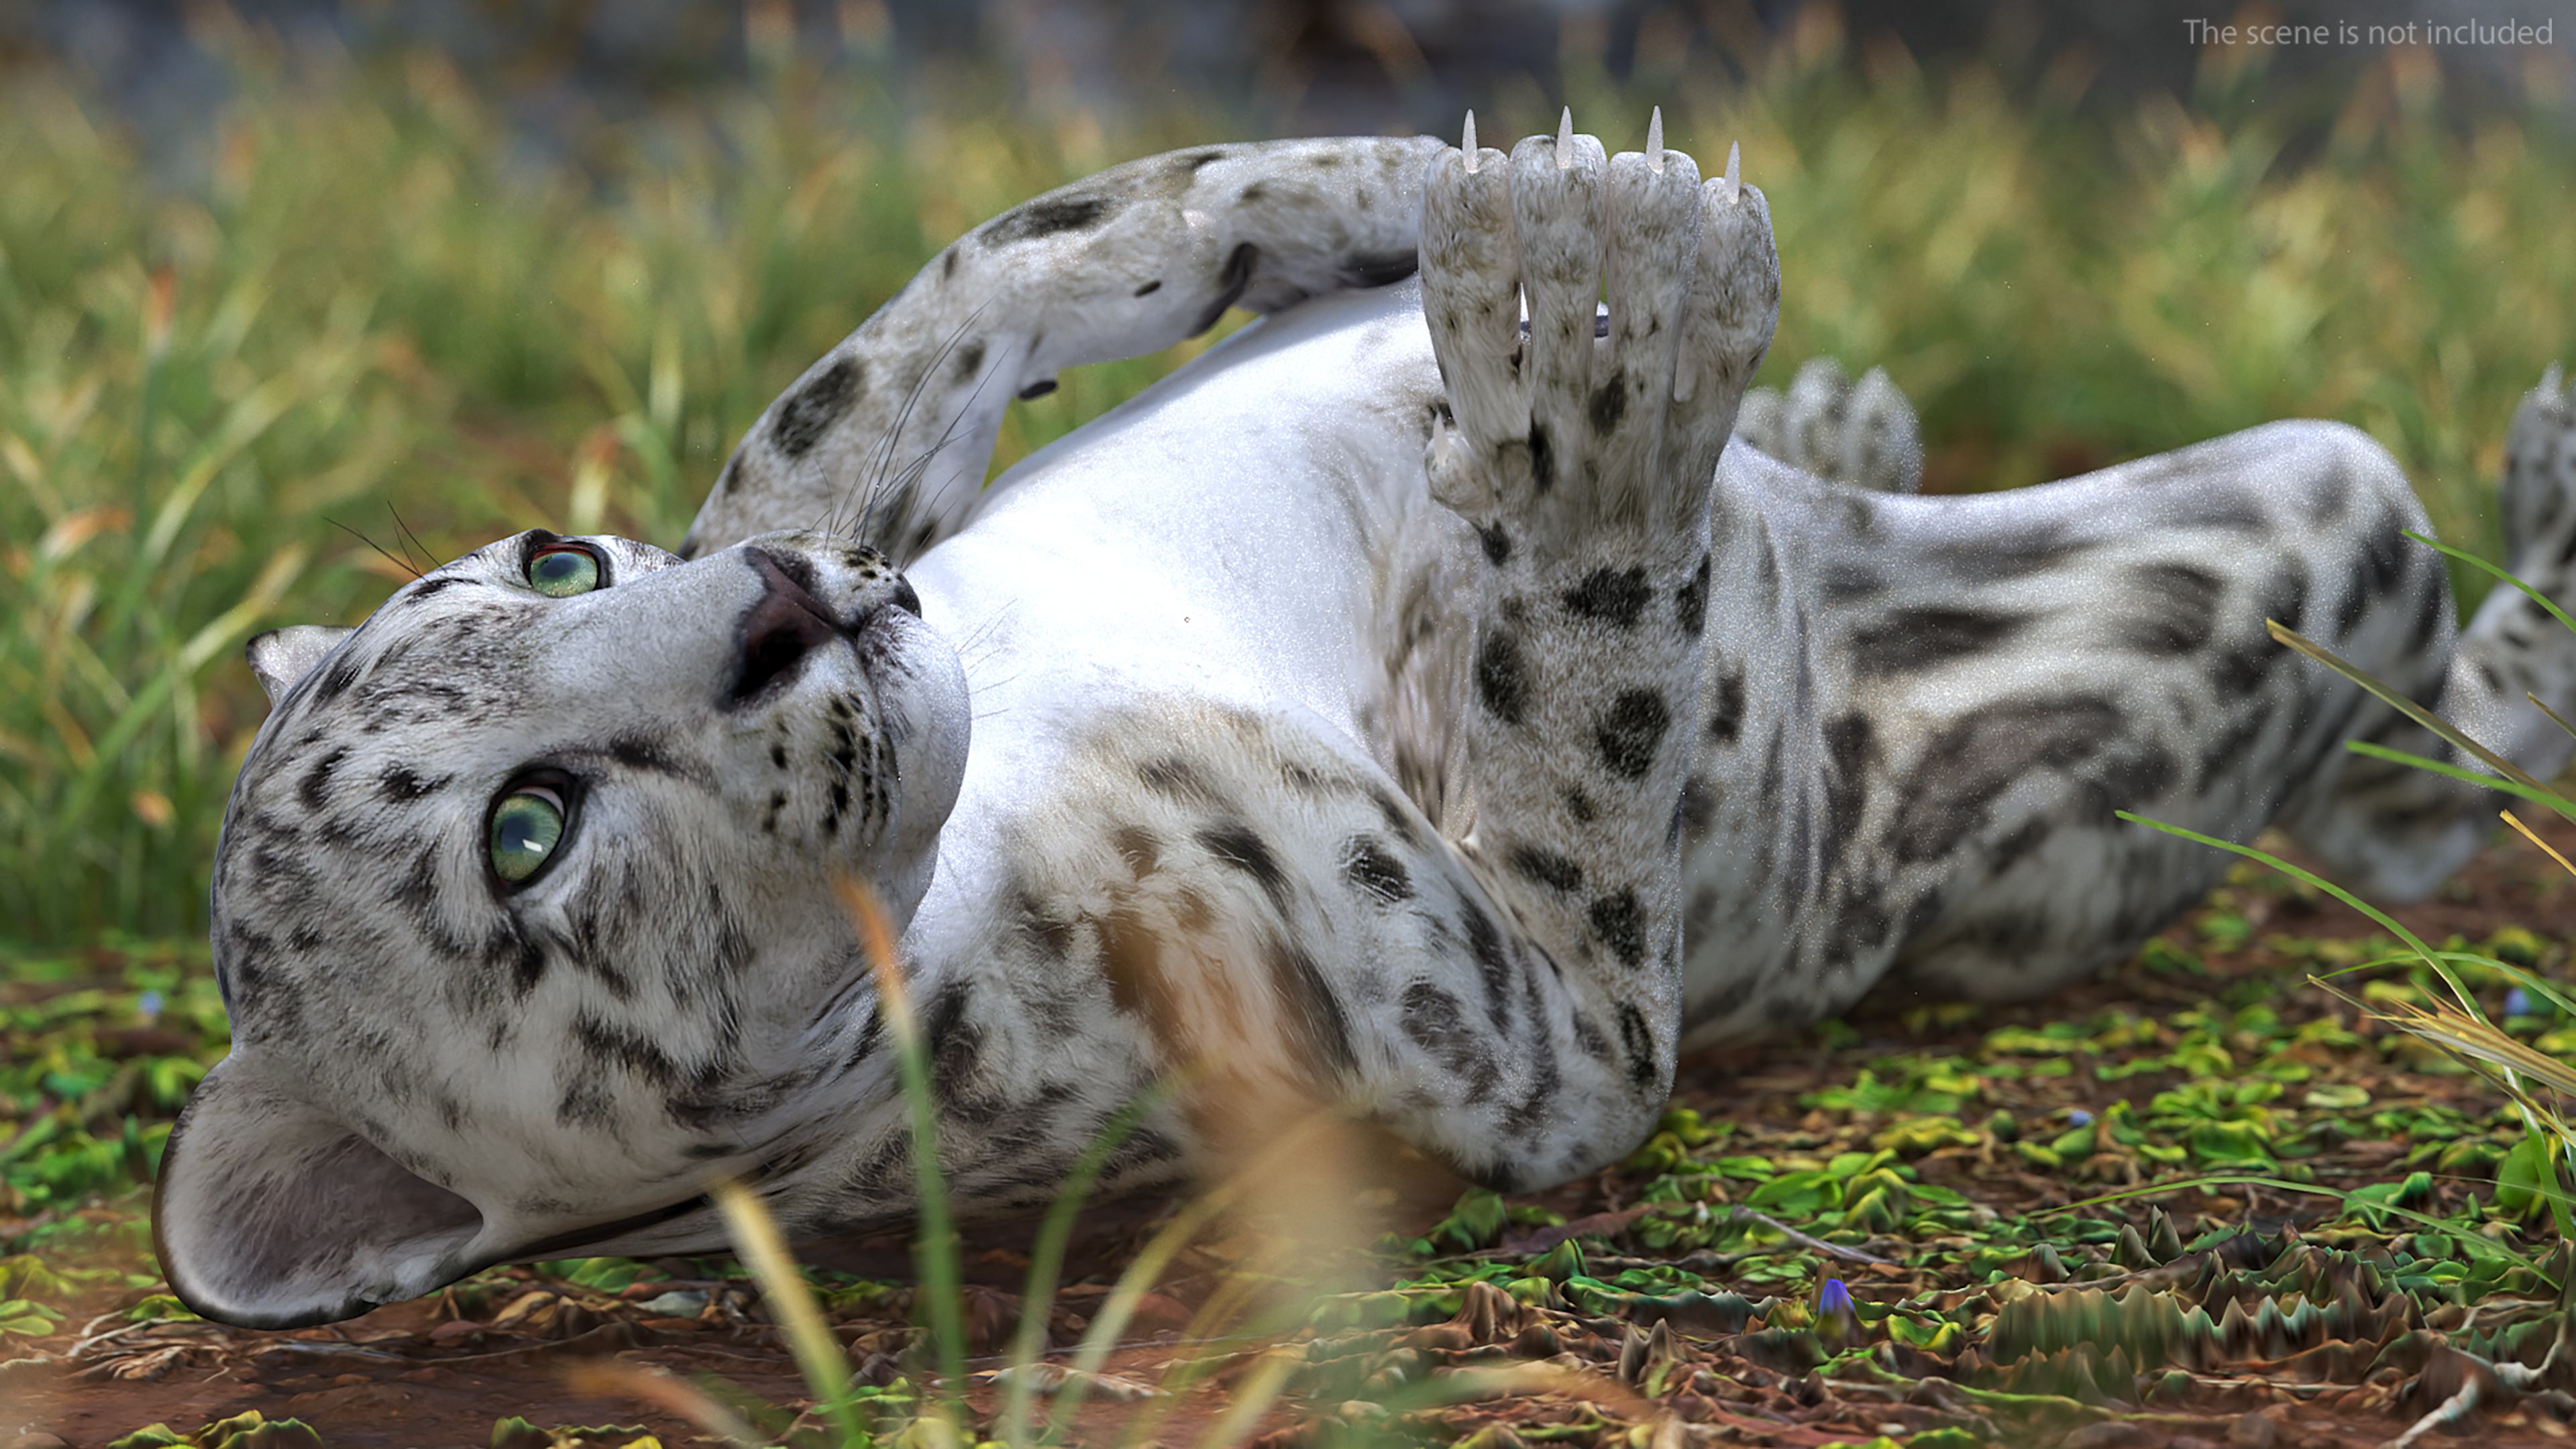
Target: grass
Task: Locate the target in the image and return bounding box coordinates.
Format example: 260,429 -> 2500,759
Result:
3,16 -> 2574,944
19,880 -> 2576,1445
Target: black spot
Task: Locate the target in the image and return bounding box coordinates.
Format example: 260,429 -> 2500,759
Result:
376,768 -> 448,799
2192,712 -> 2268,794
1990,818 -> 2050,871
1570,1010 -> 1611,1064
311,652 -> 365,707
950,338 -> 985,382
2119,561 -> 2224,655
1508,843 -> 1584,892
1675,553 -> 1710,637
2261,564 -> 2309,635
1849,606 -> 2034,678
1338,252 -> 1420,288
1821,712 -> 1875,860
1197,822 -> 1291,908
1476,631 -> 1529,724
1016,378 -> 1059,400
1563,567 -> 1651,626
1708,666 -> 1747,745
570,1013 -> 684,1088
1399,983 -> 1499,1102
2406,567 -> 2448,651
771,357 -> 862,460
608,731 -> 687,776
1477,522 -> 1511,566
297,748 -> 347,810
985,193 -> 1116,246
1589,890 -> 1646,968
1340,835 -> 1414,903
1112,826 -> 1161,877
922,979 -> 997,1122
714,454 -> 742,500
1265,938 -> 1356,1073
1587,369 -> 1627,435
1615,1001 -> 1659,1088
400,575 -> 470,603
1138,755 -> 1219,803
1134,279 -> 1163,297
1925,526 -> 2085,581
2096,745 -> 2180,811
1460,898 -> 1515,1030
2208,643 -> 2275,699
1890,699 -> 2120,863
1595,689 -> 1672,779
1368,783 -> 1423,848
1190,242 -> 1258,336
1564,786 -> 1597,823
1529,422 -> 1555,494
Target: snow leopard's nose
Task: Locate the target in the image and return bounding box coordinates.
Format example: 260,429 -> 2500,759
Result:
730,549 -> 841,706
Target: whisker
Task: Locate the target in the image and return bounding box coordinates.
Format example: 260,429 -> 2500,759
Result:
329,516 -> 426,580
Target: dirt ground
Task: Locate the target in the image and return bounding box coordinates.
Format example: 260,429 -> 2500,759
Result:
11,812 -> 2576,1449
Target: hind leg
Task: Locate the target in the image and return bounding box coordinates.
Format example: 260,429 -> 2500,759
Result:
2273,366 -> 2576,898
1679,420 -> 2482,1042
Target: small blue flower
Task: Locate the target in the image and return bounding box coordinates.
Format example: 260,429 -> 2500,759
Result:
1815,1277 -> 1858,1344
2066,1108 -> 2094,1127
138,991 -> 164,1022
2506,987 -> 2535,1018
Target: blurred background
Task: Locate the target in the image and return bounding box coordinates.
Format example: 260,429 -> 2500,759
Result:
1,0 -> 2572,944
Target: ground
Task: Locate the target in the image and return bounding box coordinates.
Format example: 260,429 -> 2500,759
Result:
9,812 -> 2576,1449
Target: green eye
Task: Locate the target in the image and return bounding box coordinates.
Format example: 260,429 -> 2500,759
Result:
490,786 -> 568,883
529,547 -> 602,597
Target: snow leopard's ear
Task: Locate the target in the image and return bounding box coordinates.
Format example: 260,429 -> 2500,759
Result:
154,1052 -> 486,1328
246,626 -> 354,706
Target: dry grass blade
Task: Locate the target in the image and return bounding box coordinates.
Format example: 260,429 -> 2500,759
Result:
2266,619 -> 2553,796
712,1177 -> 870,1448
833,875 -> 969,1424
563,1359 -> 767,1448
2349,995 -> 2576,1097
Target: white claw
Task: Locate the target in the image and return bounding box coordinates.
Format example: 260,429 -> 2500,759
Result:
1462,111 -> 1478,170
1723,141 -> 1741,203
1558,107 -> 1575,168
1646,107 -> 1664,173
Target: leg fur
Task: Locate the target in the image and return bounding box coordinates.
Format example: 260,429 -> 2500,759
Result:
2275,365 -> 2576,899
680,136 -> 1442,563
1678,421 -> 2478,1040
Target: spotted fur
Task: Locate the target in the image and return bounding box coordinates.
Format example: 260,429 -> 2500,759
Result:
156,127 -> 2576,1329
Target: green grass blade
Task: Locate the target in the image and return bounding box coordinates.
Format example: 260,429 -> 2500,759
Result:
998,1087 -> 1171,1449
2341,739 -> 2576,825
2406,530 -> 2576,641
2115,811 -> 2442,966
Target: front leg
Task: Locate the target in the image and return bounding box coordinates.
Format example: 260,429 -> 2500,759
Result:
681,137 -> 1442,563
1419,115 -> 1777,1159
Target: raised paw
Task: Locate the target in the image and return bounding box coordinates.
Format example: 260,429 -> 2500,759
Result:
1733,356 -> 1925,494
2500,363 -> 2576,583
1420,109 -> 1779,557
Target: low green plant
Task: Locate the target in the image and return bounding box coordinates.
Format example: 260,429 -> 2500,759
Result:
2125,533 -> 2576,1249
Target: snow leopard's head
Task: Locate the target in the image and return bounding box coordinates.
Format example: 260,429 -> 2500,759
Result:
155,527 -> 969,1327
